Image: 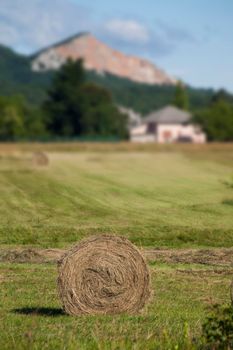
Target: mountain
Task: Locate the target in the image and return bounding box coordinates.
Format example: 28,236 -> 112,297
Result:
31,32 -> 176,86
0,41 -> 215,114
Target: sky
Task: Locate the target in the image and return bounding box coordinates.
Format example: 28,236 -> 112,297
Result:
0,0 -> 232,91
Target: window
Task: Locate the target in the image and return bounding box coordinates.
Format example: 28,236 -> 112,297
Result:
147,122 -> 156,134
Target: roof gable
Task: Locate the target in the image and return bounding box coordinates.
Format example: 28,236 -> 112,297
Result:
144,106 -> 192,124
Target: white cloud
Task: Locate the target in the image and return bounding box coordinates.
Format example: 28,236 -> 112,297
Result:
0,0 -> 90,53
104,19 -> 150,44
0,0 -> 196,60
99,17 -> 196,59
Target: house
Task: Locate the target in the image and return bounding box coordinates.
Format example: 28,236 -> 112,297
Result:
130,106 -> 206,143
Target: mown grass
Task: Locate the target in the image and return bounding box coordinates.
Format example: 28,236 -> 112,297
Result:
0,144 -> 233,349
0,262 -> 232,350
0,148 -> 232,248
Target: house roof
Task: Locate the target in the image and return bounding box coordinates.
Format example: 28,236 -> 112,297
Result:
144,106 -> 192,124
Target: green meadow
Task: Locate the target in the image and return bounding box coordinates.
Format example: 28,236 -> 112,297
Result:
0,147 -> 233,248
0,144 -> 232,349
0,262 -> 231,350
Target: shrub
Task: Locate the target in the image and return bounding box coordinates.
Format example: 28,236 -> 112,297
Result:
202,304 -> 233,349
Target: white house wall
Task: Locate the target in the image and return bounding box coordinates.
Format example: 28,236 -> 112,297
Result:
130,124 -> 147,136
130,124 -> 156,142
157,124 -> 206,143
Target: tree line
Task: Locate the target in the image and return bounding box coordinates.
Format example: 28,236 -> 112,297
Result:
0,60 -> 128,141
169,82 -> 233,142
0,56 -> 233,141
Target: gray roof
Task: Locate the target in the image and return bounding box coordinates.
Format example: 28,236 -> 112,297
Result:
144,106 -> 191,124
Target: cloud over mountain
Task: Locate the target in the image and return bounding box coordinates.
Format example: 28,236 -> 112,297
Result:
0,0 -> 90,53
103,19 -> 150,44
0,0 -> 195,58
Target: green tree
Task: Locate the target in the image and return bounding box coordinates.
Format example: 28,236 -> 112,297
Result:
44,59 -> 128,139
0,96 -> 26,140
211,89 -> 233,104
195,99 -> 233,141
79,83 -> 128,138
23,106 -> 47,139
0,95 -> 46,141
44,59 -> 85,136
0,104 -> 24,140
172,81 -> 189,110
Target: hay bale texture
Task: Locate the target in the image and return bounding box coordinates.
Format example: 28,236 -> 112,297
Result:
58,235 -> 151,315
32,152 -> 49,166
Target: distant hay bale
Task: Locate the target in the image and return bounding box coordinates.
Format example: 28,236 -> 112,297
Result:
58,235 -> 151,315
32,152 -> 49,167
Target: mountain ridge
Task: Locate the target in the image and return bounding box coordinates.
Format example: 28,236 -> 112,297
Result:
30,32 -> 90,58
31,33 -> 176,86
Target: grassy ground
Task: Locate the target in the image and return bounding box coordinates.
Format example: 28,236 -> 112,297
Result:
0,262 -> 232,350
0,145 -> 232,248
0,143 -> 232,349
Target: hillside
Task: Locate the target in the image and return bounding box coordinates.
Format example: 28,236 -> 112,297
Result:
88,71 -> 214,114
0,45 -> 52,105
0,42 -> 215,114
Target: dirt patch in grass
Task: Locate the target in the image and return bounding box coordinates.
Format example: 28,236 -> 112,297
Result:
175,268 -> 233,276
0,248 -> 64,264
144,248 -> 233,267
0,247 -> 232,267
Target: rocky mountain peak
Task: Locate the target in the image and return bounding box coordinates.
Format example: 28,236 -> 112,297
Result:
31,33 -> 176,85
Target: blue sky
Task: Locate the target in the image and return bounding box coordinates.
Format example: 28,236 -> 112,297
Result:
0,0 -> 232,91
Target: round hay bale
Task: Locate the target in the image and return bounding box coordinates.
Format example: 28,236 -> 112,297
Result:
32,152 -> 49,167
58,235 -> 151,315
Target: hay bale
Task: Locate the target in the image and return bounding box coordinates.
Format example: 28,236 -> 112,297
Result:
32,152 -> 49,166
58,235 -> 151,315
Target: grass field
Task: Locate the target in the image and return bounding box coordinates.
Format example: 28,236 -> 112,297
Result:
0,262 -> 232,349
0,144 -> 233,248
0,143 -> 232,349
